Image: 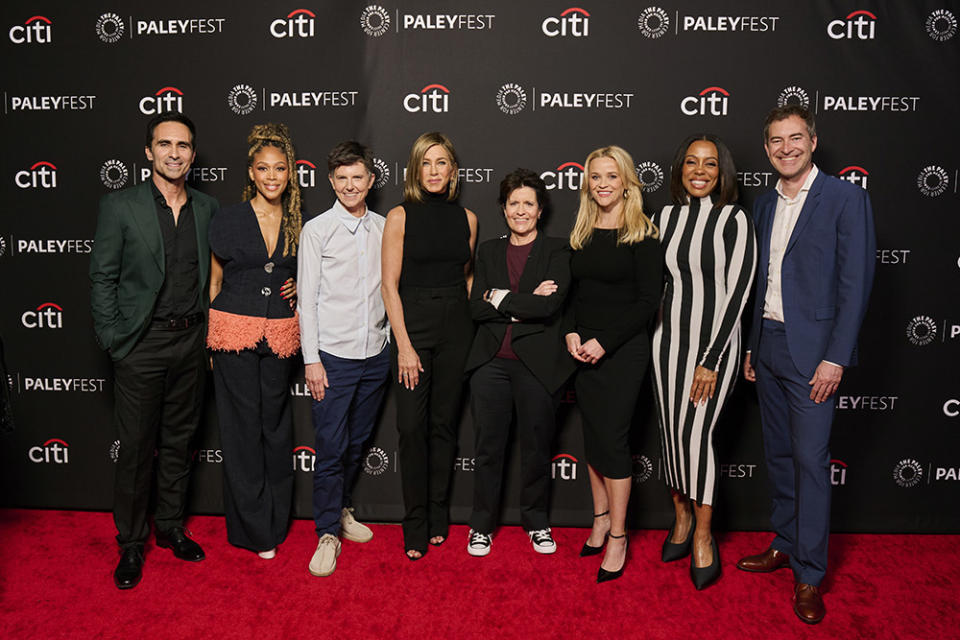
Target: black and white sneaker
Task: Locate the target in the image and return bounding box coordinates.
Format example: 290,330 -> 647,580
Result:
528,528 -> 557,554
467,529 -> 492,557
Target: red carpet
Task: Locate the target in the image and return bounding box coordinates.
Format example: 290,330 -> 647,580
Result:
0,509 -> 955,639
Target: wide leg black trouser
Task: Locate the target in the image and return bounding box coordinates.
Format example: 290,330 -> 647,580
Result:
212,339 -> 295,552
468,357 -> 559,534
112,323 -> 206,548
392,285 -> 472,552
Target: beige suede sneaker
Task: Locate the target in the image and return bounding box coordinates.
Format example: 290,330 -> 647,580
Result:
340,507 -> 373,543
308,534 -> 341,577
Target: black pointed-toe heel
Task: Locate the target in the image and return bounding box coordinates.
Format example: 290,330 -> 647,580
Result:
597,533 -> 629,583
661,514 -> 696,562
580,510 -> 610,557
690,535 -> 721,590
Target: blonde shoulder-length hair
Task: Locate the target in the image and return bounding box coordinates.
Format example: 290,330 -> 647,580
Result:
402,131 -> 460,203
569,145 -> 658,250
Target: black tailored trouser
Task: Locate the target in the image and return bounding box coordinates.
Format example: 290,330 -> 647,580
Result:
468,357 -> 559,534
393,285 -> 473,551
212,339 -> 295,552
112,323 -> 206,548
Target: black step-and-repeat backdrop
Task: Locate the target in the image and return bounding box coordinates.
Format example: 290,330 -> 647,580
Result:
2,2 -> 958,533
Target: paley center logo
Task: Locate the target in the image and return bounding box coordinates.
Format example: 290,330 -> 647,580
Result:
906,315 -> 937,346
632,454 -> 654,483
100,159 -> 129,189
139,86 -> 184,115
542,7 -> 590,37
827,10 -> 876,40
926,9 -> 957,41
9,15 -> 51,44
404,84 -> 450,113
837,166 -> 869,190
541,161 -> 583,191
15,161 -> 57,189
496,83 -> 527,115
21,302 -> 63,329
636,161 -> 664,192
360,5 -> 390,36
227,84 -> 258,115
551,453 -> 579,480
681,86 -> 729,116
637,7 -> 669,39
373,158 -> 390,189
95,13 -> 124,43
778,86 -> 810,109
363,446 -> 390,476
271,9 -> 315,38
917,165 -> 950,197
893,458 -> 922,488
29,438 -> 69,463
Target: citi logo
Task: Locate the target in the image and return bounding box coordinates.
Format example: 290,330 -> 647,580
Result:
830,459 -> 848,486
139,86 -> 184,115
29,438 -> 69,464
838,166 -> 869,189
943,399 -> 959,418
542,7 -> 590,37
551,453 -> 578,480
827,10 -> 876,40
21,302 -> 63,329
404,84 -> 450,113
541,161 -> 583,190
292,445 -> 316,472
681,86 -> 729,116
9,15 -> 51,44
271,9 -> 315,38
296,159 -> 317,188
15,161 -> 57,189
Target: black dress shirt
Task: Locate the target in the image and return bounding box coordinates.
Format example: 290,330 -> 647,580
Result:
151,182 -> 201,321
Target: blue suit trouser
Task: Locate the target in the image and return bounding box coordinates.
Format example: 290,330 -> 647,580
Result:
755,319 -> 833,587
310,347 -> 390,537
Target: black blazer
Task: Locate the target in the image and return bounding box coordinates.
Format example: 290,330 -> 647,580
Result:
465,233 -> 575,393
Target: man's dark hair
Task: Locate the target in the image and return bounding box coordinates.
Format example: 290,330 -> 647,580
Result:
145,111 -> 197,147
762,105 -> 816,144
668,134 -> 739,207
497,168 -> 550,214
327,140 -> 374,174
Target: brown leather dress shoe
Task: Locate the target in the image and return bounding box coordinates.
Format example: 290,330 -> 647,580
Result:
794,583 -> 826,624
736,548 -> 790,572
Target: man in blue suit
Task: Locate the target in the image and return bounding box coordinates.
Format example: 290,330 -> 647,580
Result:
738,105 -> 875,624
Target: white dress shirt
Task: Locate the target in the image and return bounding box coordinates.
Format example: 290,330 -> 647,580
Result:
763,165 -> 819,322
298,200 -> 388,363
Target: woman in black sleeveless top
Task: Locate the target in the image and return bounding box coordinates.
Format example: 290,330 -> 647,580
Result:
381,132 -> 478,559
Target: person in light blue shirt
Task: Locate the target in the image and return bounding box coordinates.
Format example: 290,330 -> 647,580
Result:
298,141 -> 390,578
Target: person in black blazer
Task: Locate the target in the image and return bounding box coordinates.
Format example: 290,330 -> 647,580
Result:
463,169 -> 574,557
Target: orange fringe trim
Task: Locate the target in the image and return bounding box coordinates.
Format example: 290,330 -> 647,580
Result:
207,309 -> 300,358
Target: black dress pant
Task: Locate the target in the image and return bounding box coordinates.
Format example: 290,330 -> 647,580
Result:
393,285 -> 472,551
112,323 -> 206,548
468,358 -> 558,533
212,339 -> 295,552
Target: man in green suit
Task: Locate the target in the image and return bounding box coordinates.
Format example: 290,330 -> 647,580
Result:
90,112 -> 218,590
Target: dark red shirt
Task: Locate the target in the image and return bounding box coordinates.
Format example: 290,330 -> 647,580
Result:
495,240 -> 535,360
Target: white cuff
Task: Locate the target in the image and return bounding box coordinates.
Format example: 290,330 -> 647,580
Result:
489,288 -> 509,310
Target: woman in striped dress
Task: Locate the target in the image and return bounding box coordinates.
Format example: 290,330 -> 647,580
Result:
651,134 -> 756,589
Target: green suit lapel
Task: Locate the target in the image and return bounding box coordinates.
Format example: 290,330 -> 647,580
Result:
129,181 -> 165,275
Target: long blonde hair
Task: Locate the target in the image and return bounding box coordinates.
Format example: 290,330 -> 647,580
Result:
569,145 -> 658,250
242,123 -> 302,257
402,131 -> 460,202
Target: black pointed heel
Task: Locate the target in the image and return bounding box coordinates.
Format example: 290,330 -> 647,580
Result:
690,535 -> 721,590
597,533 -> 629,583
580,510 -> 610,557
661,514 -> 696,562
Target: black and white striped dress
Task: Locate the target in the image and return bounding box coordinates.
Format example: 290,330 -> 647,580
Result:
651,196 -> 756,505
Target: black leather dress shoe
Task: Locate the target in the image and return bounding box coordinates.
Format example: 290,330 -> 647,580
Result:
156,527 -> 205,562
114,545 -> 144,590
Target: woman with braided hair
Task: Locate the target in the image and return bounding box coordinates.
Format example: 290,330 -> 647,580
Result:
207,122 -> 302,558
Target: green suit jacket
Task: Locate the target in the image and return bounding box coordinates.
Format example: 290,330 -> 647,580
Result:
89,181 -> 218,361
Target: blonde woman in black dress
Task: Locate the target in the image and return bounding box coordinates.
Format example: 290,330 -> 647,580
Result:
563,145 -> 662,583
652,134 -> 756,589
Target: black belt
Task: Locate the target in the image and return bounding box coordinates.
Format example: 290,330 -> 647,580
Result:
151,312 -> 204,330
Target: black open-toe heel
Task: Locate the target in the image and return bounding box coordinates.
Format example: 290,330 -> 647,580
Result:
662,514 -> 696,562
580,510 -> 610,557
597,533 -> 629,583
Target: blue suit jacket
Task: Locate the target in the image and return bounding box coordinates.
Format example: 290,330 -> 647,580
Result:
746,170 -> 875,377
